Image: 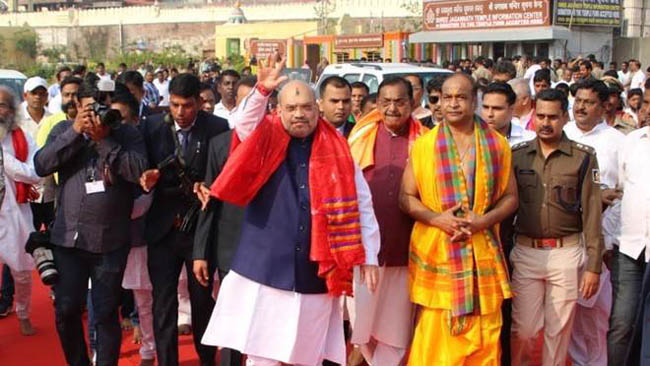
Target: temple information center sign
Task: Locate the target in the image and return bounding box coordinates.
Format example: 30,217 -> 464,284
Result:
423,0 -> 551,30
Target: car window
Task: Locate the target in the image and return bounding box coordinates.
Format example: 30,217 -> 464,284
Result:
384,72 -> 451,89
362,74 -> 379,94
0,78 -> 25,102
343,73 -> 360,83
383,72 -> 451,106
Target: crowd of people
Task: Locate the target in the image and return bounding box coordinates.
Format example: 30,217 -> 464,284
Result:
0,51 -> 649,366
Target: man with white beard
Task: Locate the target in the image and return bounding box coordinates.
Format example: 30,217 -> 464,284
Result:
0,86 -> 41,336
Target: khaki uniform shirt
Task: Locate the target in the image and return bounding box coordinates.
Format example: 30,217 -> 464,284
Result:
512,134 -> 604,273
472,65 -> 492,82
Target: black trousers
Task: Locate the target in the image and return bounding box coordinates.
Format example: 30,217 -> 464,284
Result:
53,245 -> 129,366
148,229 -> 217,366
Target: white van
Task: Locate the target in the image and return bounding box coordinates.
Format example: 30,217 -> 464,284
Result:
315,63 -> 452,97
0,69 -> 27,101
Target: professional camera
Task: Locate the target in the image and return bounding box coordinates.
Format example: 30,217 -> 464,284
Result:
157,153 -> 201,233
91,102 -> 122,130
25,230 -> 58,286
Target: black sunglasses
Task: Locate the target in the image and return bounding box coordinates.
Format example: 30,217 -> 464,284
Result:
428,95 -> 440,104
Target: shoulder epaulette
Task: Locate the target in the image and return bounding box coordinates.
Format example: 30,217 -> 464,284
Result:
572,141 -> 596,155
511,141 -> 530,151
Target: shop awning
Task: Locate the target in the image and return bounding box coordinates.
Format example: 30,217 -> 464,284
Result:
409,26 -> 571,44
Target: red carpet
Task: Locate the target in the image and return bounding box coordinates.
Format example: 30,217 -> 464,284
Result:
0,271 -> 201,366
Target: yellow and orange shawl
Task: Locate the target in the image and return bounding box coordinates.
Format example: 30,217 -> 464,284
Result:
347,109 -> 428,169
408,121 -> 512,320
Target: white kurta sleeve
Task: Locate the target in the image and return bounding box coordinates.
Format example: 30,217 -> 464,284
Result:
3,132 -> 40,185
354,164 -> 380,266
233,87 -> 270,142
130,192 -> 154,219
617,136 -> 629,191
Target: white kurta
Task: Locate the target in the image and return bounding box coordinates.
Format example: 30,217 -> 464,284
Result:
201,86 -> 381,366
349,266 -> 415,349
0,128 -> 40,271
122,193 -> 154,290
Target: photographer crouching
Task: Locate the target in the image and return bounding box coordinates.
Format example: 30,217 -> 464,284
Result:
139,73 -> 228,366
34,80 -> 148,366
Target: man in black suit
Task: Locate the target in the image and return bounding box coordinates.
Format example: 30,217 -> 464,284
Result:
317,76 -> 355,137
139,73 -> 229,366
34,80 -> 148,366
193,76 -> 258,366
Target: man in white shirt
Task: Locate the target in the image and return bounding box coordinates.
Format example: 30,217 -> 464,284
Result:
509,78 -> 535,130
524,58 -> 542,97
18,77 -> 54,230
618,61 -> 631,90
482,81 -> 535,146
629,60 -> 647,90
213,70 -> 240,128
565,79 -> 625,366
47,66 -> 72,114
153,69 -> 170,107
608,87 -> 650,365
96,62 -> 112,82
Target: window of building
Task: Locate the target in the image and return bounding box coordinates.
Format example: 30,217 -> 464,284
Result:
365,51 -> 382,62
335,52 -> 350,63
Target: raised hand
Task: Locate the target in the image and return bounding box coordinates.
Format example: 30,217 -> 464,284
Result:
257,52 -> 289,91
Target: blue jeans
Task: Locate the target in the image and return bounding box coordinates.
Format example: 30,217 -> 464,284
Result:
87,291 -> 96,353
53,245 -> 129,366
608,247 -> 647,366
0,264 -> 14,307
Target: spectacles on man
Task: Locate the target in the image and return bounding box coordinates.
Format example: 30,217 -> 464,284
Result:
428,95 -> 440,104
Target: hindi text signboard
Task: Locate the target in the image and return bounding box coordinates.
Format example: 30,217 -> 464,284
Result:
334,34 -> 384,49
250,39 -> 287,59
423,0 -> 550,31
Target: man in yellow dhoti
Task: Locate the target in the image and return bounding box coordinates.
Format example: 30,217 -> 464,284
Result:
399,73 -> 519,366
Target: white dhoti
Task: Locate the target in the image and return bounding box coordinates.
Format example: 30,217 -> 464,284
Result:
122,246 -> 155,360
569,266 -> 611,366
122,246 -> 152,291
201,271 -> 345,366
569,203 -> 618,366
178,266 -> 191,326
0,132 -> 39,321
349,266 -> 415,366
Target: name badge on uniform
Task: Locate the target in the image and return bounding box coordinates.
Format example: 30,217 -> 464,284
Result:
85,180 -> 105,194
592,169 -> 601,184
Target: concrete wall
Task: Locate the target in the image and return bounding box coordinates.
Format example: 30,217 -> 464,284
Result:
612,37 -> 650,63
0,0 -> 413,27
622,0 -> 650,37
548,27 -> 613,61
34,22 -> 218,59
2,0 -> 415,59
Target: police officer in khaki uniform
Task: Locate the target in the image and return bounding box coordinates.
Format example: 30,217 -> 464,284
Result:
509,89 -> 604,366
